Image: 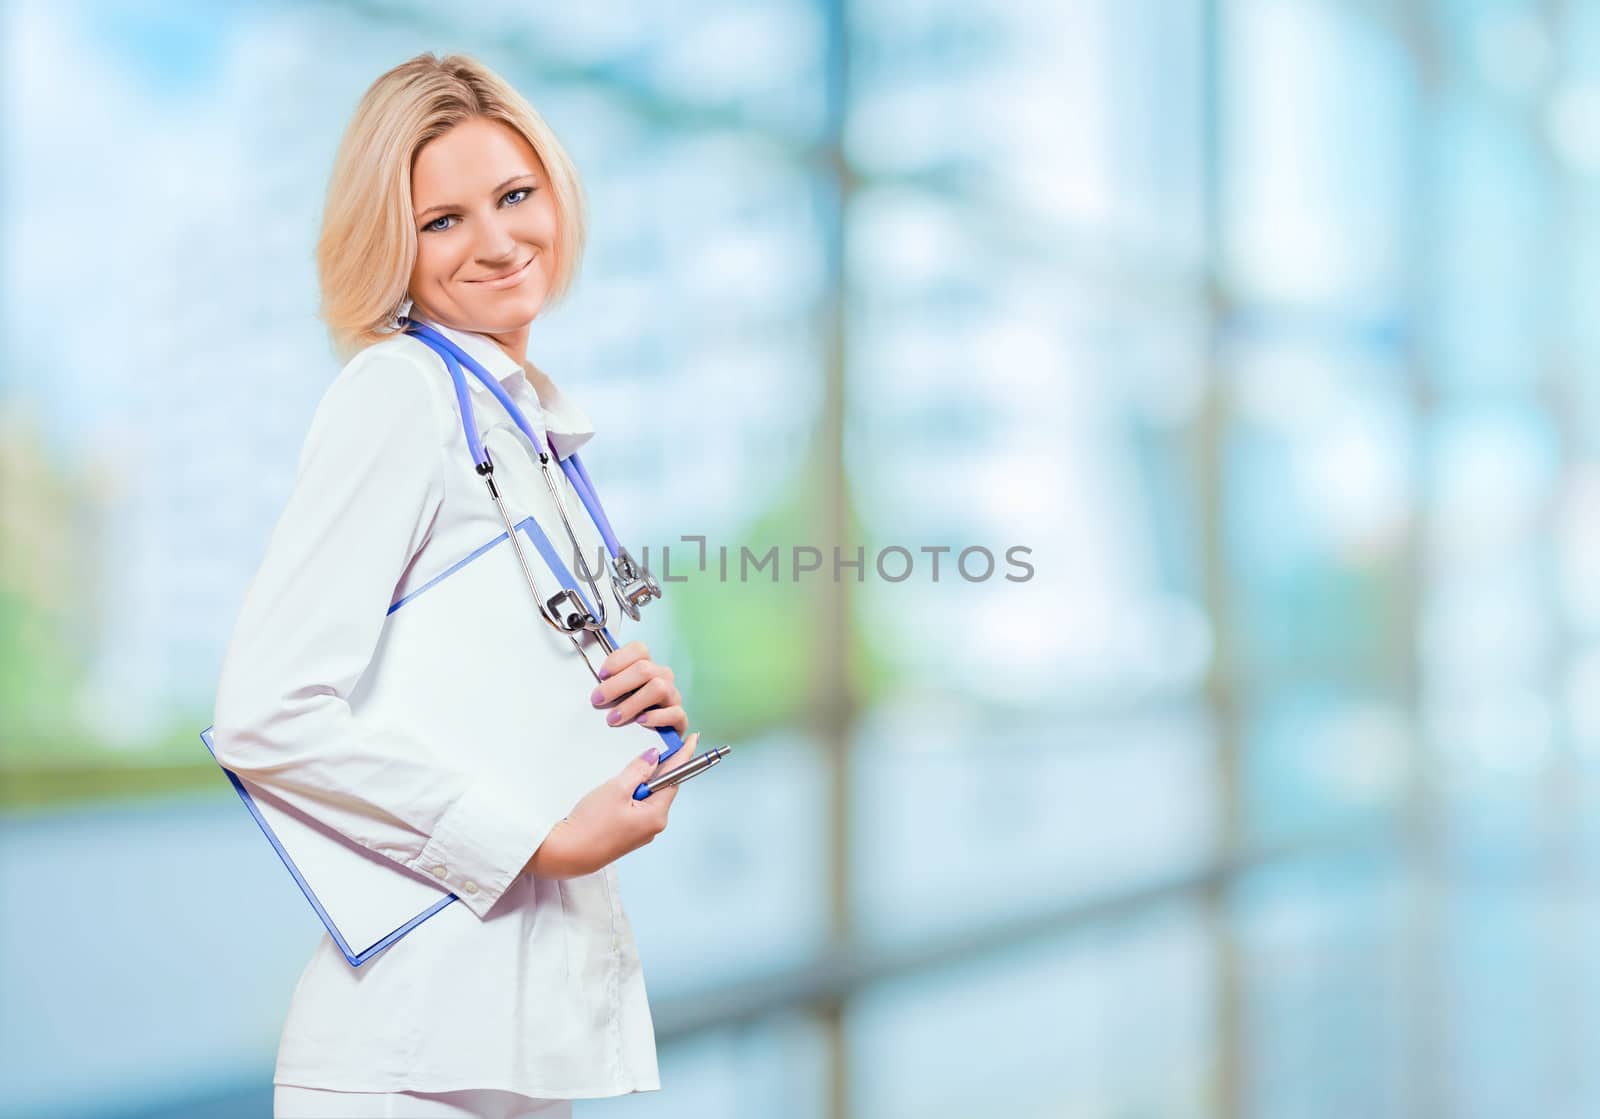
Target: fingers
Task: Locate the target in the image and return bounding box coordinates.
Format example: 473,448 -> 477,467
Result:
633,773 -> 679,827
592,657 -> 675,702
652,783 -> 680,814
622,746 -> 661,784
647,732 -> 699,793
615,678 -> 680,726
593,664 -> 680,726
634,705 -> 688,734
597,640 -> 650,682
673,731 -> 702,767
620,745 -> 678,795
632,732 -> 699,820
650,730 -> 698,773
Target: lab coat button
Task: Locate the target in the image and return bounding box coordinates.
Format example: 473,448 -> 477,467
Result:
463,881 -> 479,894
431,865 -> 448,879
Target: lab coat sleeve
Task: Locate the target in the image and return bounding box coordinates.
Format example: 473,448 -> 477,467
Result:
210,350 -> 554,920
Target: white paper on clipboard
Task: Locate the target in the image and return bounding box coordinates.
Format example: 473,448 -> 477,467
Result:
202,507 -> 657,965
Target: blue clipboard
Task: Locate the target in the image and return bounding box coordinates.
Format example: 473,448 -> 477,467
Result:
202,512 -> 683,967
197,724 -> 458,967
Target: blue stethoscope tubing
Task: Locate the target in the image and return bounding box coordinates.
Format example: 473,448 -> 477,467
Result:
400,319 -> 684,797
403,320 -> 622,553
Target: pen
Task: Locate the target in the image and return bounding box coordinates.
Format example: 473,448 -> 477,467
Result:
637,745 -> 733,798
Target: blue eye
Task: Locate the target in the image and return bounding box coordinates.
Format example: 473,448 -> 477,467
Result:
421,186 -> 533,233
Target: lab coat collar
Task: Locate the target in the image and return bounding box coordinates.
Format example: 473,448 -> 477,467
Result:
398,299 -> 596,460
399,300 -> 526,392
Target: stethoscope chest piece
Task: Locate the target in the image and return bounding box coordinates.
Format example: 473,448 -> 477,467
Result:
610,546 -> 661,622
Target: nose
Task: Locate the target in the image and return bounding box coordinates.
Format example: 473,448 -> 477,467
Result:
473,217 -> 520,270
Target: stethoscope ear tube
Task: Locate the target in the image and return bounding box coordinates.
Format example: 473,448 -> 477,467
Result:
403,321 -> 612,645
402,322 -> 660,615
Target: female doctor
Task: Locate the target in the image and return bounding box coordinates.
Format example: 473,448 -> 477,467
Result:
210,52 -> 697,1119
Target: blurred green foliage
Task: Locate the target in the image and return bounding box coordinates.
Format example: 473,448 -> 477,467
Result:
668,463 -> 896,741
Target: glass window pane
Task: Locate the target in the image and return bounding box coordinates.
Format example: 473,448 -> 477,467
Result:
851,708 -> 1218,945
848,902 -> 1214,1119
848,0 -> 1203,259
1223,333 -> 1416,685
1222,0 -> 1417,312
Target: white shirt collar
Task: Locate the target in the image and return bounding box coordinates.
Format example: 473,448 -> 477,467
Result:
398,299 -> 596,460
399,299 -> 527,393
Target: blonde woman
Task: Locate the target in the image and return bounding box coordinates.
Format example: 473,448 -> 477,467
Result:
211,53 -> 697,1119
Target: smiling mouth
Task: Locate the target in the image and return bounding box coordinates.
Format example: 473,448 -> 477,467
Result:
468,256 -> 533,283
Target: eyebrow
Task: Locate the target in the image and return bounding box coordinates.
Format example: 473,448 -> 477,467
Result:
415,174 -> 536,221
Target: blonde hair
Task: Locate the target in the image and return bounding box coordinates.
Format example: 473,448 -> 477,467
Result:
316,52 -> 588,363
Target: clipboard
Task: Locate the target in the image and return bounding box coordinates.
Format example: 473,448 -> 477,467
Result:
201,509 -> 679,967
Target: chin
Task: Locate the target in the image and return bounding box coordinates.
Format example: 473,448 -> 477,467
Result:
460,291 -> 544,327
505,290 -> 548,322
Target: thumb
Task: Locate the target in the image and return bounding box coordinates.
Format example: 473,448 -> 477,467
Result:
624,744 -> 662,781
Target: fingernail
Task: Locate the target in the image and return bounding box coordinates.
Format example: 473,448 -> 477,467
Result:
635,715 -> 647,724
607,709 -> 622,725
590,688 -> 605,706
641,747 -> 658,762
597,667 -> 610,680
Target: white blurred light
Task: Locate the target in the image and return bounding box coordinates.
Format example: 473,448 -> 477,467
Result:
1429,409 -> 1556,553
1232,346 -> 1411,561
1301,408 -> 1410,563
1319,702 -> 1410,801
1108,593 -> 1214,695
1421,574 -> 1551,685
849,189 -> 960,284
1473,9 -> 1551,97
1232,345 -> 1340,433
1558,466 -> 1600,635
1428,686 -> 1553,775
648,6 -> 820,109
1566,647 -> 1600,762
1548,83 -> 1600,176
1224,0 -> 1410,308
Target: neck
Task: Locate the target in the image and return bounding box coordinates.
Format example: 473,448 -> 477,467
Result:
486,325 -> 530,367
407,300 -> 530,366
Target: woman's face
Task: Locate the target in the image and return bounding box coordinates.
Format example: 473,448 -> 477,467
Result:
407,116 -> 558,351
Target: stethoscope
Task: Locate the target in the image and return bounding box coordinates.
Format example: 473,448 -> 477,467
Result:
400,317 -> 729,799
400,318 -> 662,679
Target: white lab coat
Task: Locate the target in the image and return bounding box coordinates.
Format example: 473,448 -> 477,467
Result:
210,308 -> 661,1102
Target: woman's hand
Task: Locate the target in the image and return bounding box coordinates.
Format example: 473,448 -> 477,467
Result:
589,640 -> 689,736
525,733 -> 699,879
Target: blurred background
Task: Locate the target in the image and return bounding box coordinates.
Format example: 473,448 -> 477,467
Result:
3,0 -> 1599,1116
